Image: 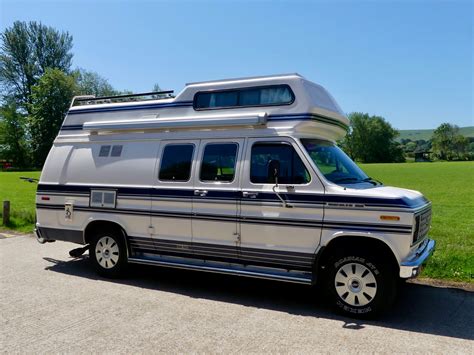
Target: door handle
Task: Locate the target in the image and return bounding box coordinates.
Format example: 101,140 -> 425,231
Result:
194,189 -> 208,197
242,191 -> 258,198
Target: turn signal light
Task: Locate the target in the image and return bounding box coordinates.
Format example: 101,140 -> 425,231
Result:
380,215 -> 400,221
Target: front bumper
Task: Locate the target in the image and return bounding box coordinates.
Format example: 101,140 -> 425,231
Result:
399,238 -> 436,278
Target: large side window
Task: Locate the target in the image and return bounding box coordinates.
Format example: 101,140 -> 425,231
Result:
250,143 -> 310,184
194,85 -> 294,110
200,143 -> 238,182
159,144 -> 194,181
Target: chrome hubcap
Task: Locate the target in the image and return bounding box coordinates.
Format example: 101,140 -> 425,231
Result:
335,262 -> 377,307
95,236 -> 119,269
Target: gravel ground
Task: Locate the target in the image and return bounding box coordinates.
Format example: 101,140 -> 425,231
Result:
1,234 -> 473,353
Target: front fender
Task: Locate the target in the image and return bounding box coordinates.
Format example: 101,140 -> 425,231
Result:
320,229 -> 409,265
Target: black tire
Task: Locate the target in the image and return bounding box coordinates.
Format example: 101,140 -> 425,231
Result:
90,228 -> 128,278
323,252 -> 397,318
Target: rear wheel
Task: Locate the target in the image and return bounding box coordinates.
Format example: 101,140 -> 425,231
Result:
324,253 -> 397,318
90,229 -> 127,277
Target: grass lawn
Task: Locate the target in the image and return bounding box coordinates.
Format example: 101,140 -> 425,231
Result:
360,161 -> 474,283
0,171 -> 41,232
0,162 -> 473,282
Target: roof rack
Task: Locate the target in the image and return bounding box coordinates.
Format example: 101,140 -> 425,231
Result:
71,90 -> 175,107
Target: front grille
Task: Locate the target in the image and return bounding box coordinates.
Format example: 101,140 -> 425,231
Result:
413,207 -> 432,244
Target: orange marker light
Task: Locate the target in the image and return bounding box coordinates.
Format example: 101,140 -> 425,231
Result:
380,215 -> 400,221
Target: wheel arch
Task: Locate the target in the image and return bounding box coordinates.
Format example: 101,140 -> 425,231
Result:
315,234 -> 400,278
84,219 -> 128,249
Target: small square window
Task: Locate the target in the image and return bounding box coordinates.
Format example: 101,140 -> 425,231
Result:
103,192 -> 116,205
99,145 -> 111,157
90,190 -> 116,208
91,191 -> 103,204
111,145 -> 123,157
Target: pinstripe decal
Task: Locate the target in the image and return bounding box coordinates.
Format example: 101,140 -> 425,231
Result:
66,101 -> 194,115
36,203 -> 413,234
128,236 -> 314,271
37,183 -> 429,209
267,112 -> 348,130
60,105 -> 347,131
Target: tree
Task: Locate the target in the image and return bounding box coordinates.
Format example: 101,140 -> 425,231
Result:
0,100 -> 30,168
74,68 -> 118,97
340,112 -> 405,163
152,83 -> 162,92
151,83 -> 170,99
404,141 -> 417,153
28,69 -> 76,166
0,21 -> 73,113
432,123 -> 468,160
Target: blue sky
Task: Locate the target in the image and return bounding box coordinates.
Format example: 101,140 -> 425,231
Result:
1,0 -> 472,129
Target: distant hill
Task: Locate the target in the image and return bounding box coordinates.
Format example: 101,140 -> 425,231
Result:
397,126 -> 474,141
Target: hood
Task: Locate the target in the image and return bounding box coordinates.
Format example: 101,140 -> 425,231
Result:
326,185 -> 430,210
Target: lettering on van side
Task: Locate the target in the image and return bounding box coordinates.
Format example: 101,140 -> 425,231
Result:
326,202 -> 365,208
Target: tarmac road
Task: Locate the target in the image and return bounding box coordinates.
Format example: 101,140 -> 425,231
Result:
1,234 -> 473,353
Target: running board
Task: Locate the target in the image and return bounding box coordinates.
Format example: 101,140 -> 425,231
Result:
128,257 -> 313,284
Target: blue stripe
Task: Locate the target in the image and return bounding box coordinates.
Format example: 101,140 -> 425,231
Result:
267,113 -> 348,130
128,236 -> 313,271
59,111 -> 348,131
36,203 -> 412,234
67,101 -> 194,115
37,183 -> 428,209
60,124 -> 84,131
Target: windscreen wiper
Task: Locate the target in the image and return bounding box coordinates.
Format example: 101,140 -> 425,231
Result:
332,177 -> 361,183
362,177 -> 383,186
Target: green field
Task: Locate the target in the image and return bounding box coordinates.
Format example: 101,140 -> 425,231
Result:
397,126 -> 474,141
360,162 -> 473,282
0,171 -> 41,232
1,163 -> 473,282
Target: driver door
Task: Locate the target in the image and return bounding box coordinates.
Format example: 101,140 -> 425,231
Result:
239,137 -> 324,271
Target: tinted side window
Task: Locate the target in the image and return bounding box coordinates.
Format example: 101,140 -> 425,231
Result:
194,85 -> 294,110
250,143 -> 310,184
200,143 -> 238,182
195,91 -> 238,109
159,144 -> 194,181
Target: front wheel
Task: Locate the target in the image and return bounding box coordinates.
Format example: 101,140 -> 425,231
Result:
324,254 -> 397,318
90,229 -> 128,278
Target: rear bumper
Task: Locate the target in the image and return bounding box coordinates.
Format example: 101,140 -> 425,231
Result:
35,225 -> 85,245
399,238 -> 436,278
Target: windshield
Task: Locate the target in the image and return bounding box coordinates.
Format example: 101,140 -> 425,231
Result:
301,139 -> 371,185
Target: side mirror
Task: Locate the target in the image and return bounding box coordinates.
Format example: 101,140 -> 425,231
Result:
268,159 -> 292,208
267,160 -> 280,184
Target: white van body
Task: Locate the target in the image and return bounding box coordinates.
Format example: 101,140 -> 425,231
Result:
36,73 -> 435,317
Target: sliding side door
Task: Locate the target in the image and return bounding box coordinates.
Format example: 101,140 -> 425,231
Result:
191,138 -> 244,262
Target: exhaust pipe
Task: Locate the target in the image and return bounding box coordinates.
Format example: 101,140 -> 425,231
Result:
35,228 -> 47,244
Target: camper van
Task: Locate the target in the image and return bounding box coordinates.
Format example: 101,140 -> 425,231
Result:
35,74 -> 435,317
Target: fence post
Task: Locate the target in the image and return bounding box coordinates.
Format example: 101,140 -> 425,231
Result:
2,201 -> 10,225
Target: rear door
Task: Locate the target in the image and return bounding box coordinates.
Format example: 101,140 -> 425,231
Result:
191,138 -> 244,262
